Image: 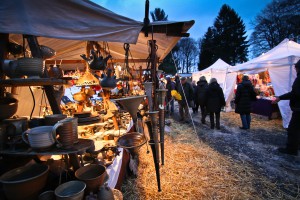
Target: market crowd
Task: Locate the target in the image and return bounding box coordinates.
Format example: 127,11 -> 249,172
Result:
163,59 -> 300,156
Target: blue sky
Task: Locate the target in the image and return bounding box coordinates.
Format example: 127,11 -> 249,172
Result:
93,0 -> 272,40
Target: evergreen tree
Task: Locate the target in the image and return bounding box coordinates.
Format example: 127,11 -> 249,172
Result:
150,8 -> 168,21
199,4 -> 249,69
199,27 -> 215,70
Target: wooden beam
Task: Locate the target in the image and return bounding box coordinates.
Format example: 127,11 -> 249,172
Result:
45,58 -> 160,64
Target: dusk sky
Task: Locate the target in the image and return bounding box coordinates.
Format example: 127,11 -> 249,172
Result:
94,0 -> 272,40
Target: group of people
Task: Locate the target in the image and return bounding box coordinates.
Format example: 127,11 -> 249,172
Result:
165,59 -> 300,156
165,75 -> 226,129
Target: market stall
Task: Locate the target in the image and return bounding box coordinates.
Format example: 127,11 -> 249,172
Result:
228,39 -> 300,128
0,0 -> 194,199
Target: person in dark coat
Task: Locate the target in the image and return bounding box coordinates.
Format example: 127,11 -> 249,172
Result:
205,78 -> 225,129
192,80 -> 198,113
195,76 -> 209,124
234,75 -> 257,130
166,76 -> 176,115
177,77 -> 194,123
272,59 -> 300,156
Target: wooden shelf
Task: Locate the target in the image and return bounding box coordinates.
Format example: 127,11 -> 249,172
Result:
0,77 -> 72,87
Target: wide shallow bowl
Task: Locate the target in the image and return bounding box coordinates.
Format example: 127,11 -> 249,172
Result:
0,163 -> 49,200
55,180 -> 86,200
117,132 -> 147,149
0,97 -> 18,120
75,164 -> 107,194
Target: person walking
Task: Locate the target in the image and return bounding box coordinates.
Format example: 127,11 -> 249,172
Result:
234,75 -> 257,130
177,77 -> 194,123
272,59 -> 300,156
205,78 -> 225,129
166,76 -> 176,115
195,76 -> 209,124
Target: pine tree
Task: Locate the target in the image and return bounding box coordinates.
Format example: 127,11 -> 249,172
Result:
199,27 -> 215,70
199,4 -> 249,69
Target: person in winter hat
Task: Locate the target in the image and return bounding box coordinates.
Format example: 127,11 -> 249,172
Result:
234,75 -> 257,130
205,78 -> 225,129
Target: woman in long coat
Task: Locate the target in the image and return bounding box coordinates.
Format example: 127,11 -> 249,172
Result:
205,78 -> 226,129
234,75 -> 257,129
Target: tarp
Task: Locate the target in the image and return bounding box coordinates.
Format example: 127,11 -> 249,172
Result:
192,59 -> 235,111
0,0 -> 143,43
229,39 -> 300,128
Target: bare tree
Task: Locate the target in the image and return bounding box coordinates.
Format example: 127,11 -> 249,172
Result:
250,0 -> 300,57
177,38 -> 198,73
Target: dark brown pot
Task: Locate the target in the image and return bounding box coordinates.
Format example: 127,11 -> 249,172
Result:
75,164 -> 107,194
0,163 -> 49,200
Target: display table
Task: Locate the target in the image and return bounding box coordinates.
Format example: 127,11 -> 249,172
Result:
251,98 -> 280,119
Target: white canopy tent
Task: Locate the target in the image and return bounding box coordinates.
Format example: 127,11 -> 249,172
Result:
192,59 -> 236,111
229,39 -> 300,128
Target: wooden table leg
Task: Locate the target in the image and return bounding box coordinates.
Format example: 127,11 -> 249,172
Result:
68,153 -> 81,171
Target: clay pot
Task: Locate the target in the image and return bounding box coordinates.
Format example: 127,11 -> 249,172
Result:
98,184 -> 115,200
54,180 -> 86,200
3,116 -> 28,137
17,57 -> 44,77
44,114 -> 67,126
0,97 -> 18,121
75,164 -> 107,194
38,190 -> 55,200
0,163 -> 49,200
53,120 -> 74,149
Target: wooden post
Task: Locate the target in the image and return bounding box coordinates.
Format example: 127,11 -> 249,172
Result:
0,33 -> 9,98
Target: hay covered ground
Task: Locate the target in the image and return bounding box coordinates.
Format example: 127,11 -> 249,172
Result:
121,105 -> 300,200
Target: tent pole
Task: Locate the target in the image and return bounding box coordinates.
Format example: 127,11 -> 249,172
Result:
288,56 -> 295,90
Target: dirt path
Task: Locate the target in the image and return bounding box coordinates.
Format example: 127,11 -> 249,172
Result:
172,104 -> 300,198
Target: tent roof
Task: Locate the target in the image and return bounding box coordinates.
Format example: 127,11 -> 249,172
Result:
230,39 -> 300,73
2,0 -> 194,69
201,58 -> 230,73
0,0 -> 143,43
